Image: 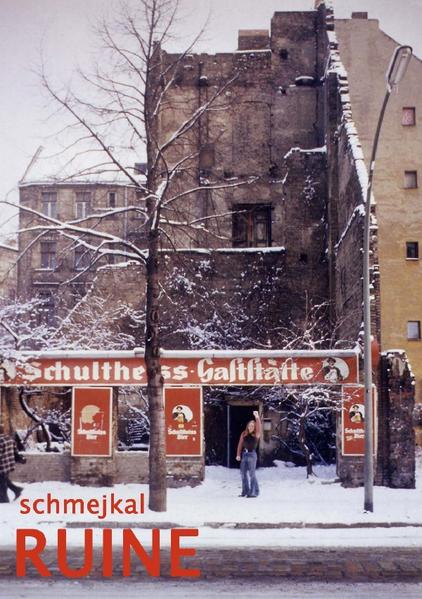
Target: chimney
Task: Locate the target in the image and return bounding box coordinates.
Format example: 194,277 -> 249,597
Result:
238,30 -> 270,51
351,12 -> 368,19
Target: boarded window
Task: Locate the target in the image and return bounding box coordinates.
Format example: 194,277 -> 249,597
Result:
40,241 -> 57,270
199,144 -> 215,171
406,241 -> 419,259
41,192 -> 57,218
404,171 -> 417,189
232,204 -> 272,247
402,107 -> 416,126
407,321 -> 421,340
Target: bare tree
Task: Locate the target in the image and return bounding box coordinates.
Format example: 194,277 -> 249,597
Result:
268,386 -> 341,478
5,0 -> 256,510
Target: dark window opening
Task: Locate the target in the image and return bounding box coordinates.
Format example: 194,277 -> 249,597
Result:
299,253 -> 308,264
40,241 -> 57,270
280,49 -> 289,59
404,171 -> 418,189
406,241 -> 419,259
74,246 -> 91,271
108,192 -> 116,208
134,162 -> 147,175
408,320 -> 421,340
232,204 -> 272,248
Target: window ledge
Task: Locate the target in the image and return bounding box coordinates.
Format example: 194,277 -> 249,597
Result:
34,268 -> 56,272
406,258 -> 419,261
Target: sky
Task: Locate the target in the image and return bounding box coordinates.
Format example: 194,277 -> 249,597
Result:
1,0 -> 421,241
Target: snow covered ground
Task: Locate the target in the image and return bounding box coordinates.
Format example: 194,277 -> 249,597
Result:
1,455 -> 422,548
1,579 -> 422,599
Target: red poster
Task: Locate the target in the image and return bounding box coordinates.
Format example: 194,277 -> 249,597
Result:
342,385 -> 377,456
165,387 -> 202,456
71,387 -> 113,457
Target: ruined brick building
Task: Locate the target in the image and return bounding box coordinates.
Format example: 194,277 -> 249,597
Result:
1,2 -> 418,488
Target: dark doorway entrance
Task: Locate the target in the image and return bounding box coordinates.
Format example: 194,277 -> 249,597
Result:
228,404 -> 259,468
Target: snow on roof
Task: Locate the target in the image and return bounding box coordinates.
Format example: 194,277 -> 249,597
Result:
24,347 -> 360,359
325,8 -> 369,200
19,146 -> 146,187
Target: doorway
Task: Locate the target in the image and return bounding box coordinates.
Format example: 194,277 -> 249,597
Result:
227,404 -> 259,468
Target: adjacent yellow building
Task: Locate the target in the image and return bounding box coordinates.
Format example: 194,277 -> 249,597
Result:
336,14 -> 422,436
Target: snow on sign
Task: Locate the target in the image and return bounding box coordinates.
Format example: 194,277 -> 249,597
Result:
341,385 -> 377,456
165,387 -> 202,456
71,387 -> 113,457
5,350 -> 359,386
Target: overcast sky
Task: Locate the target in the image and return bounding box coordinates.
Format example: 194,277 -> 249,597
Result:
1,0 -> 421,240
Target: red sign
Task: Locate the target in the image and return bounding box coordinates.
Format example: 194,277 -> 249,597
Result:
71,387 -> 113,457
165,387 -> 202,456
8,354 -> 359,386
341,385 -> 377,456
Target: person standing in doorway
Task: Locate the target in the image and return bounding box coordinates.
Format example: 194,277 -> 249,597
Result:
236,410 -> 261,498
0,424 -> 23,503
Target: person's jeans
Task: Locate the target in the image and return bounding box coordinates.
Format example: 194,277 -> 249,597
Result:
240,450 -> 259,497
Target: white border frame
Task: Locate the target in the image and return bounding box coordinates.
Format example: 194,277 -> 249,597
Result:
164,386 -> 203,457
71,386 -> 113,457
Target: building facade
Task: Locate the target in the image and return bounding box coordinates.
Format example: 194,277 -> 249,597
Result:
1,2 -> 417,488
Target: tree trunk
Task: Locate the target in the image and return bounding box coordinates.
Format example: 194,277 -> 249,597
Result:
19,388 -> 52,452
145,227 -> 167,511
298,416 -> 313,478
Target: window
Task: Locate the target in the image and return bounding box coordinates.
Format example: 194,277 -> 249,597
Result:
41,192 -> 57,218
406,241 -> 419,259
75,192 -> 91,218
40,241 -> 57,270
280,49 -> 289,60
108,192 -> 116,208
74,246 -> 91,271
402,107 -> 416,126
407,321 -> 421,340
404,171 -> 418,189
232,204 -> 272,248
37,291 -> 55,326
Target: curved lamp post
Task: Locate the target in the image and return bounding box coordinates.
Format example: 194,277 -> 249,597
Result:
363,45 -> 413,512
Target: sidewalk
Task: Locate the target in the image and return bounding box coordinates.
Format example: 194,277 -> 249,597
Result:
2,461 -> 422,581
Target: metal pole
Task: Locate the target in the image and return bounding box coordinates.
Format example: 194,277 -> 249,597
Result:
363,89 -> 390,512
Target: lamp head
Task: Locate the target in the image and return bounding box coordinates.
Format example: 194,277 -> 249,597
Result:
386,45 -> 413,91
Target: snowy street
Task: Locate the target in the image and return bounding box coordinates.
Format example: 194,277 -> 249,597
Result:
0,579 -> 422,599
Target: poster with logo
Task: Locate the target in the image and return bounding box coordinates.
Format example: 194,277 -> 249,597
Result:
165,387 -> 202,456
342,385 -> 377,456
71,387 -> 113,457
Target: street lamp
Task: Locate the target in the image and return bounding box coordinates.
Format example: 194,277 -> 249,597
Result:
363,45 -> 412,512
